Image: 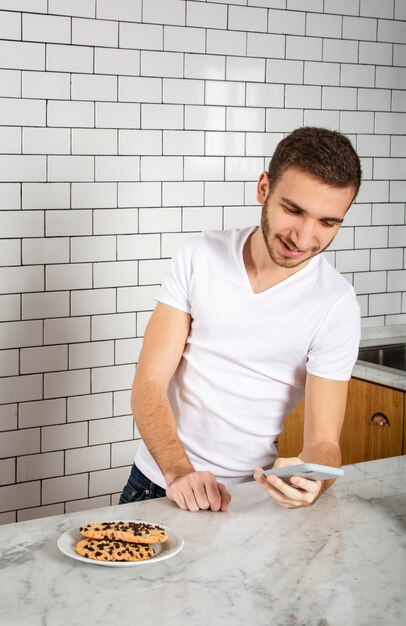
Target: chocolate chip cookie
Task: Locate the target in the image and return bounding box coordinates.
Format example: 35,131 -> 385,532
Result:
76,537 -> 155,562
79,521 -> 168,544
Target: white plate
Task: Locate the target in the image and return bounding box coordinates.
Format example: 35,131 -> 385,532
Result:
57,520 -> 184,568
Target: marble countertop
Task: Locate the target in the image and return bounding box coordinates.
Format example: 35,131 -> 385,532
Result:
353,326 -> 406,391
1,455 -> 405,626
352,361 -> 406,391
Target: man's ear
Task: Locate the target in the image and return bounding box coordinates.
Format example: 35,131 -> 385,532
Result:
256,171 -> 270,204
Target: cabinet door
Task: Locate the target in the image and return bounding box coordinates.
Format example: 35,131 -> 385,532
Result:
404,394 -> 406,455
277,400 -> 304,458
340,378 -> 404,464
277,378 -> 404,464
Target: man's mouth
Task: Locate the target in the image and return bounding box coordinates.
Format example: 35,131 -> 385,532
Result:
279,238 -> 307,257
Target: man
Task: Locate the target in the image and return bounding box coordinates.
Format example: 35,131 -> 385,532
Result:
120,126 -> 362,512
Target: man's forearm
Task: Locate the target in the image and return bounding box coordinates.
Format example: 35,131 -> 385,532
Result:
132,378 -> 194,486
299,440 -> 342,495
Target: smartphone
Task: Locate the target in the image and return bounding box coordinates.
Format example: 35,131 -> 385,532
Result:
254,463 -> 344,482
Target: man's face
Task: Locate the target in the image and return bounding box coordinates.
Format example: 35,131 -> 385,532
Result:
258,167 -> 355,270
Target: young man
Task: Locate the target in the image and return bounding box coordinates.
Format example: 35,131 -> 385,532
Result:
120,127 -> 362,512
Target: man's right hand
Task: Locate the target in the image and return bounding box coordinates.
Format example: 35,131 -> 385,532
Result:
166,471 -> 231,512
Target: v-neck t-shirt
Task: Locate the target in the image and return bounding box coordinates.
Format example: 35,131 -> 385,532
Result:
135,226 -> 361,487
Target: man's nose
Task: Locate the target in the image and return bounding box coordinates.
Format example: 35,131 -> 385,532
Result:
294,220 -> 316,251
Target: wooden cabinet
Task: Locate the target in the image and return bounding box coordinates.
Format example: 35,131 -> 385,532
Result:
404,393 -> 406,457
340,378 -> 404,463
278,377 -> 405,464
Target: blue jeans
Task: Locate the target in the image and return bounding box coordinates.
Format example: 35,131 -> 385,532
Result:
119,463 -> 166,504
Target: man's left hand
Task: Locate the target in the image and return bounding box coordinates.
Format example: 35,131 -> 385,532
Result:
254,457 -> 322,508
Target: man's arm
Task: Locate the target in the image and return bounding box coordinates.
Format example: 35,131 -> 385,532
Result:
255,373 -> 348,508
132,301 -> 231,512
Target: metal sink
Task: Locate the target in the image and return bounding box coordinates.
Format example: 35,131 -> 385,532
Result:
357,343 -> 406,373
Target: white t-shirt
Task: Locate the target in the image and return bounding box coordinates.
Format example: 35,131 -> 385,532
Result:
135,227 -> 361,487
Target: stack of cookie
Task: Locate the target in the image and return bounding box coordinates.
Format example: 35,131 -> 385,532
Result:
76,520 -> 169,562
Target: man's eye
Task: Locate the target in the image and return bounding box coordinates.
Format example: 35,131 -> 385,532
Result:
321,221 -> 336,228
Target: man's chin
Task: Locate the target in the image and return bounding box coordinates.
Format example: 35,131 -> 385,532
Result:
270,250 -> 319,269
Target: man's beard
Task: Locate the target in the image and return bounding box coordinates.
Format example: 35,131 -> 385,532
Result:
260,207 -> 328,270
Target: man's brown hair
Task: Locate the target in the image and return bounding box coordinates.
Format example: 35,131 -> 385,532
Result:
268,126 -> 362,198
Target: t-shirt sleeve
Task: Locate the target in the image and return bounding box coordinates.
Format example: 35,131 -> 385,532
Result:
306,291 -> 361,381
155,235 -> 201,314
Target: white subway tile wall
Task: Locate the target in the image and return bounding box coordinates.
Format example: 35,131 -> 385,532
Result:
0,0 -> 405,523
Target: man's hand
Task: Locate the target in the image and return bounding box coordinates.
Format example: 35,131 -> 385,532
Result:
166,470 -> 231,512
254,457 -> 322,509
